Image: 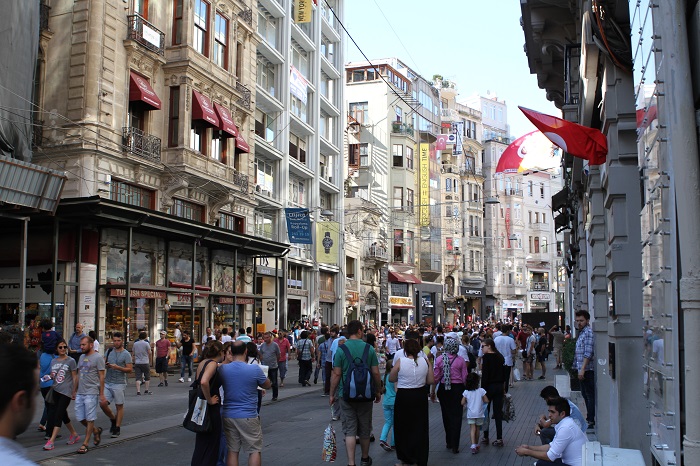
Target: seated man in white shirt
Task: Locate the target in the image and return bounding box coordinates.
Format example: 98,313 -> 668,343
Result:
515,397 -> 587,466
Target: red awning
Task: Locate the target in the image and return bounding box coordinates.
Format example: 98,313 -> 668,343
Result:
129,71 -> 161,110
213,103 -> 238,138
388,272 -> 421,284
390,305 -> 415,309
235,133 -> 250,153
192,90 -> 220,127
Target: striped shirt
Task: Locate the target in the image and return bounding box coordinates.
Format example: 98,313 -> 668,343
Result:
295,339 -> 313,361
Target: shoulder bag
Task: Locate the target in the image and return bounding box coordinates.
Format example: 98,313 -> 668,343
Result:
183,360 -> 214,433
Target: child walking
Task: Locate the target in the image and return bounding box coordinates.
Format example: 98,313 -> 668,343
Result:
462,372 -> 489,454
379,359 -> 396,452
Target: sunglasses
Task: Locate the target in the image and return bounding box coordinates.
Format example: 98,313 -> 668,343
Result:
58,345 -> 68,349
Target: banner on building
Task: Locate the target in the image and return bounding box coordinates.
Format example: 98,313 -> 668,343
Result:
285,208 -> 312,244
289,66 -> 308,104
294,0 -> 312,23
316,222 -> 340,265
454,121 -> 464,155
419,143 -> 430,226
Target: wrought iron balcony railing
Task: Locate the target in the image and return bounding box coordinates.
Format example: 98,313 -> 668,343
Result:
231,169 -> 249,191
391,122 -> 414,136
122,126 -> 161,162
127,14 -> 165,56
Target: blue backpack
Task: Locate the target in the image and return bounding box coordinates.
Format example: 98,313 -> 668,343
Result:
340,343 -> 375,402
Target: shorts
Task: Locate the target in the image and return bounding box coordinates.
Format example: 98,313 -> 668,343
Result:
339,399 -> 373,438
135,363 -> 151,381
74,394 -> 98,422
468,417 -> 484,426
155,356 -> 168,373
104,383 -> 127,405
223,417 -> 263,453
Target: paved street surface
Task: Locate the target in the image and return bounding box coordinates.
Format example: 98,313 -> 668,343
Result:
21,364 -> 582,465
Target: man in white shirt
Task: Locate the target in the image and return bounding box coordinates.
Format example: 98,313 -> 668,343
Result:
494,324 -> 517,392
220,327 -> 232,343
383,329 -> 401,359
515,397 -> 587,466
0,344 -> 39,465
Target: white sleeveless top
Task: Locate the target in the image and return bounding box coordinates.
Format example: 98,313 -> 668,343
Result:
396,355 -> 429,389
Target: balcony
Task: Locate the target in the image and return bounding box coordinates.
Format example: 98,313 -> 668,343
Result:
441,163 -> 459,174
238,8 -> 253,29
127,14 -> 165,56
391,122 -> 415,137
235,81 -> 252,110
530,282 -> 549,291
346,277 -> 358,290
231,169 -> 249,191
504,188 -> 522,196
364,245 -> 389,262
122,126 -> 161,162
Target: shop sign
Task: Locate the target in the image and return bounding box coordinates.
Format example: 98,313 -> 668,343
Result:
236,297 -> 255,305
389,296 -> 413,306
459,287 -> 484,298
109,289 -> 166,299
529,292 -> 552,301
288,288 -> 308,297
256,265 -> 282,277
168,293 -> 206,307
346,291 -> 359,304
502,299 -> 525,309
319,290 -> 336,303
217,297 -> 234,304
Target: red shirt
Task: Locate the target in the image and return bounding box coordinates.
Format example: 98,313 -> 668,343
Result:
516,331 -> 529,350
155,338 -> 171,358
276,337 -> 291,361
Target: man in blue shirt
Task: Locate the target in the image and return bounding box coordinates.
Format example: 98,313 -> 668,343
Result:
68,323 -> 87,364
573,310 -> 595,430
535,386 -> 587,444
219,341 -> 271,466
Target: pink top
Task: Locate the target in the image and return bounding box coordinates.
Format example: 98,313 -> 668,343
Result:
276,337 -> 291,361
433,354 -> 468,385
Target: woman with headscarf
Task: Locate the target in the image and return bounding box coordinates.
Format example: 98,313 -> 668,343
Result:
431,337 -> 469,454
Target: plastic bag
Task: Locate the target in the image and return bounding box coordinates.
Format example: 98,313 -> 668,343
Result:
322,423 -> 337,462
513,367 -> 521,381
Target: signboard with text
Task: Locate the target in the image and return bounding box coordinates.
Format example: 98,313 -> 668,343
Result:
285,208 -> 312,244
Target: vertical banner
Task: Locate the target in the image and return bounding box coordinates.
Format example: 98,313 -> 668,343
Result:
454,121 -> 464,155
289,65 -> 308,104
295,0 -> 312,23
285,208 -> 312,244
316,222 -> 340,265
419,143 -> 430,226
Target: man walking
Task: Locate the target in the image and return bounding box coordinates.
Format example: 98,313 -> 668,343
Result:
295,330 -> 315,386
330,320 -> 382,466
275,329 -> 291,387
494,324 -> 517,392
258,332 -> 280,401
219,341 -> 271,466
68,323 -> 87,364
74,336 -> 105,454
573,310 -> 595,430
100,332 -> 132,438
0,344 -> 40,465
323,325 -> 339,395
155,331 -> 170,387
132,332 -> 152,395
202,327 -> 215,345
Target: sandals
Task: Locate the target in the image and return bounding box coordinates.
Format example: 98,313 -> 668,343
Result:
77,444 -> 89,454
93,426 -> 103,446
492,439 -> 504,447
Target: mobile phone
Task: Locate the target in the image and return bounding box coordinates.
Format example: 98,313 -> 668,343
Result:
41,375 -> 52,382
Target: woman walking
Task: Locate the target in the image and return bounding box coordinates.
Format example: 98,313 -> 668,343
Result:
536,328 -> 548,379
431,337 -> 468,454
191,340 -> 224,466
43,339 -> 81,450
379,359 -> 396,452
390,339 -> 434,466
480,338 -> 506,447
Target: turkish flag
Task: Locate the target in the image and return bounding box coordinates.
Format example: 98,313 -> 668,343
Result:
519,106 -> 608,165
436,134 -> 448,150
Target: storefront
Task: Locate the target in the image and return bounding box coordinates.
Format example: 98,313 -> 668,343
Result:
286,289 -> 308,328
501,299 -> 525,322
458,287 -> 485,322
388,271 -> 421,325
0,265 -> 67,332
528,291 -> 552,313
319,271 -> 336,325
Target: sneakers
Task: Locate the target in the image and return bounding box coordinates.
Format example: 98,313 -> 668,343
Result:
471,445 -> 479,454
360,456 -> 373,466
164,380 -> 168,386
188,377 -> 192,382
43,441 -> 54,450
111,427 -> 120,438
144,390 -> 153,395
178,378 -> 184,383
157,382 -> 164,387
136,391 -> 141,395
379,440 -> 392,452
66,434 -> 81,445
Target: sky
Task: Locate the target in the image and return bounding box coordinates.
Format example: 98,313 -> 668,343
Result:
342,0 -> 561,139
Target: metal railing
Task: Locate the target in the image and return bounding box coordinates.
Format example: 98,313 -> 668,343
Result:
235,81 -> 252,110
231,169 -> 249,191
365,245 -> 389,261
530,282 -> 549,291
391,122 -> 414,136
127,14 -> 165,56
122,126 -> 161,162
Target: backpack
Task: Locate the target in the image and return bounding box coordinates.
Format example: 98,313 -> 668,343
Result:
340,343 -> 375,402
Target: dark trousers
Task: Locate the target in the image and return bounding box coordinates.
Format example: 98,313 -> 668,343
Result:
46,392 -> 72,432
298,359 -> 312,384
580,370 -> 595,424
483,383 -> 504,440
268,367 -> 279,399
437,383 -> 465,450
324,361 -> 332,394
536,459 -> 568,466
503,365 -> 512,393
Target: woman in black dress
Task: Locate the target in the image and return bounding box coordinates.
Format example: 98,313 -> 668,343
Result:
191,340 -> 224,466
480,338 -> 506,447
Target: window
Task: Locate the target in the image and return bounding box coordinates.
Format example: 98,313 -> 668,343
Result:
349,186 -> 368,200
470,250 -> 475,271
193,0 -> 209,56
288,178 -> 306,206
535,212 -> 540,223
528,210 -> 532,223
320,37 -> 335,66
134,0 -> 148,17
110,179 -> 154,208
291,43 -> 309,78
406,189 -> 414,210
211,130 -> 227,162
254,108 -> 276,142
528,181 -> 533,196
172,198 -> 205,222
542,213 -> 547,223
172,0 -> 183,45
445,178 -> 451,192
540,183 -> 545,199
406,145 -> 414,169
395,106 -> 402,122
529,236 -> 533,253
320,72 -> 334,101
393,187 -> 403,209
289,133 -> 306,163
349,143 -> 368,167
213,13 -> 228,69
257,10 -> 277,49
349,102 -> 368,124
392,144 -> 403,167
190,123 -> 207,154
287,264 -> 304,289
393,229 -> 404,262
254,211 -> 275,239
167,87 -> 180,147
219,212 -> 245,232
534,236 -> 540,253
406,231 -> 414,264
235,42 -> 243,77
542,237 -> 548,253
256,54 -> 276,96
255,157 -> 274,194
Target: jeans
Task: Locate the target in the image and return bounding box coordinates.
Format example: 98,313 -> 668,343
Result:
278,360 -> 288,381
380,405 -> 395,445
268,368 -> 279,399
580,370 -> 595,424
180,355 -> 193,378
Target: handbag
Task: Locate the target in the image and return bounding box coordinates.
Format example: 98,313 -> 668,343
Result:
183,360 -> 214,433
44,386 -> 56,404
